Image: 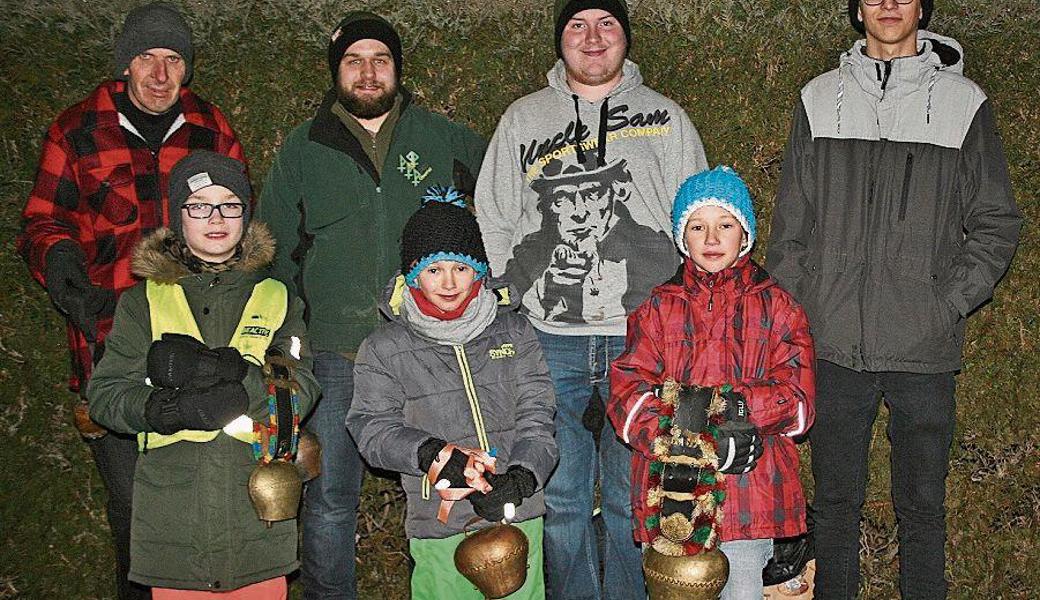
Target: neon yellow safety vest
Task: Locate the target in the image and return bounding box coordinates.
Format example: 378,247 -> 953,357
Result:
138,278 -> 288,451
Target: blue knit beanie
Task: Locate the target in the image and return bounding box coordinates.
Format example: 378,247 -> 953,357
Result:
672,166 -> 756,258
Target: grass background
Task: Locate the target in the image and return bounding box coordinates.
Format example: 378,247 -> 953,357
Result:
0,1 -> 1037,598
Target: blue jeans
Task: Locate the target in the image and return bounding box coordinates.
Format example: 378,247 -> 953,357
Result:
811,360 -> 955,600
719,539 -> 773,600
535,332 -> 645,600
300,352 -> 366,600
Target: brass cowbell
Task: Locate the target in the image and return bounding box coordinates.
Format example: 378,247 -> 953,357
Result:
643,545 -> 729,600
247,459 -> 303,526
454,522 -> 530,599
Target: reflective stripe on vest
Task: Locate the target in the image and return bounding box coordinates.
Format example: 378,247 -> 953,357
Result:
138,278 -> 288,451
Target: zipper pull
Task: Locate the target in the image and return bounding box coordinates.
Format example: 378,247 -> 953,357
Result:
707,278 -> 715,312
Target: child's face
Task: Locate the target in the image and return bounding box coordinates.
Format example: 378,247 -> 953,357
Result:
180,185 -> 245,263
684,205 -> 746,273
416,260 -> 478,312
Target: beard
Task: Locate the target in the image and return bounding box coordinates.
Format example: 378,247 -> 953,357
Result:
337,79 -> 399,119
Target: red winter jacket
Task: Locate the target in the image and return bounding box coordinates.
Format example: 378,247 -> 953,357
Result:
607,255 -> 815,543
18,80 -> 244,391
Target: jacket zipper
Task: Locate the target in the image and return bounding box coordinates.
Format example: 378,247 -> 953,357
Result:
898,153 -> 914,221
423,345 -> 490,501
707,278 -> 715,312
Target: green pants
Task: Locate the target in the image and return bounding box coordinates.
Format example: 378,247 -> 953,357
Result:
409,517 -> 545,600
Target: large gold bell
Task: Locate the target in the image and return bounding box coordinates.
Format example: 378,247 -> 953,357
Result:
454,523 -> 529,599
643,546 -> 729,600
247,460 -> 303,525
294,429 -> 322,482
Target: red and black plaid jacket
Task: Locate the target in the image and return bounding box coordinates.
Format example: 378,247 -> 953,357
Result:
18,80 -> 244,391
608,255 -> 816,542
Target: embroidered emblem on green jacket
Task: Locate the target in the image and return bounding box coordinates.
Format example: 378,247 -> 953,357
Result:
489,343 -> 516,360
398,151 -> 432,186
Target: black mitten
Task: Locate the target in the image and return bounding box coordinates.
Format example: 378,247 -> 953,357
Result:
469,466 -> 537,522
147,333 -> 250,388
144,378 -> 249,434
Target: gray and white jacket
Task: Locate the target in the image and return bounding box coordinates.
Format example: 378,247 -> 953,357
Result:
767,32 -> 1022,373
347,275 -> 558,539
475,60 -> 708,336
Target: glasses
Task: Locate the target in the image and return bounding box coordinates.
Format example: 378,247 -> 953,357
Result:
861,0 -> 915,5
181,202 -> 246,219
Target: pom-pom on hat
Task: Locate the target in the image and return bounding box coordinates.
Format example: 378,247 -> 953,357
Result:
672,166 -> 756,258
400,186 -> 489,288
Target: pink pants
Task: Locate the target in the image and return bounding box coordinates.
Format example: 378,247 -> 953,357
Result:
152,577 -> 287,599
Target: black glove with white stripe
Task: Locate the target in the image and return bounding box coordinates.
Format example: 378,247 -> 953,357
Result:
715,389 -> 763,475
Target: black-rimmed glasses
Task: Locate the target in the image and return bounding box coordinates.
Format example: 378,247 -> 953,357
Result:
181,202 -> 246,219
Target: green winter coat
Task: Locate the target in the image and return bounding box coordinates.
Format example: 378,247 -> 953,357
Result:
257,89 -> 486,353
86,223 -> 319,591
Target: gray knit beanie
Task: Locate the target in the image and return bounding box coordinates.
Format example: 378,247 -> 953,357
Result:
168,151 -> 251,240
114,2 -> 194,83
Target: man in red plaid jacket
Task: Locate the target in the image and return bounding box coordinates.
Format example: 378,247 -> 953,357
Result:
17,3 -> 243,599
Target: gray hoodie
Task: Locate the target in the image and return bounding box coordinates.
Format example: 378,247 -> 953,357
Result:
475,60 -> 708,336
347,276 -> 558,539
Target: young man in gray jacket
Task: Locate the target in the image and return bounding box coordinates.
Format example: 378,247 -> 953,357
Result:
766,1 -> 1021,598
475,1 -> 707,597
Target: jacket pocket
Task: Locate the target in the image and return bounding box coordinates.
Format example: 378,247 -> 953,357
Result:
86,164 -> 138,226
898,153 -> 914,221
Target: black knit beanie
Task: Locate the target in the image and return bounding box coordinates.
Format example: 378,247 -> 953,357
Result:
328,11 -> 403,85
168,151 -> 252,240
113,2 -> 194,83
400,187 -> 489,287
554,0 -> 631,58
849,0 -> 933,34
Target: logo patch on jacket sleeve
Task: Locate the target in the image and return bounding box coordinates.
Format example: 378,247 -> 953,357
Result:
489,343 -> 515,360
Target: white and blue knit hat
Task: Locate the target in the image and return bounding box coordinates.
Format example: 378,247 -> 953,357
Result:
672,166 -> 756,258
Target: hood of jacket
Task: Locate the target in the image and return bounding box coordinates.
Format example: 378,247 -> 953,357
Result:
842,31 -> 964,98
130,222 -> 276,284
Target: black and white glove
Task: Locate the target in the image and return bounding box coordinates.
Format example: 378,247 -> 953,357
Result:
715,389 -> 763,475
146,333 -> 250,389
144,377 -> 248,434
469,466 -> 537,522
44,241 -> 116,342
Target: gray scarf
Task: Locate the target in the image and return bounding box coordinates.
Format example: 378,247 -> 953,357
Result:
400,284 -> 499,346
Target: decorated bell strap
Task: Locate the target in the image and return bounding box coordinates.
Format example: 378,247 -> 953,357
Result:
645,379 -> 728,557
252,356 -> 302,465
428,443 -> 496,524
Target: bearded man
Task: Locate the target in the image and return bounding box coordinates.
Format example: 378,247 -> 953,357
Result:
256,11 -> 485,599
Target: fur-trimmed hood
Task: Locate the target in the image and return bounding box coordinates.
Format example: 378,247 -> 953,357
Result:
131,222 -> 276,284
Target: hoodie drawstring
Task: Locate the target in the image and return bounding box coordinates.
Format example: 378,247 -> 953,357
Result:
572,94 -> 586,164
836,65 -> 845,134
597,97 -> 609,166
572,94 -> 611,167
926,68 -> 938,124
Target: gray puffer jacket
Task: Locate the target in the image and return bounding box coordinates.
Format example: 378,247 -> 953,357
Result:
767,32 -> 1021,373
347,275 -> 558,539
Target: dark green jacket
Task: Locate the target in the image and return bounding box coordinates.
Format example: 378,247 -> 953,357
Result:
257,89 -> 486,353
87,224 -> 319,591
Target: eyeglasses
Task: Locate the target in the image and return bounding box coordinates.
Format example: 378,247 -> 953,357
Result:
181,202 -> 246,219
861,0 -> 915,5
